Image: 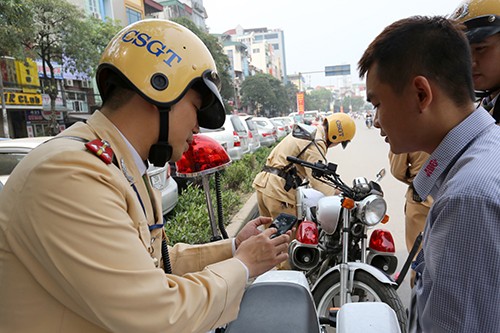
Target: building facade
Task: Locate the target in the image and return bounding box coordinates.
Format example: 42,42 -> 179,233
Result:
153,0 -> 208,31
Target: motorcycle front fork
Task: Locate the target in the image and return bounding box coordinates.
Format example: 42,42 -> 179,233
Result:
339,209 -> 368,306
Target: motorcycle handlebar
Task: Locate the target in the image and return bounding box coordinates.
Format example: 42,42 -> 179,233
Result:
286,156 -> 353,196
286,156 -> 337,175
286,156 -> 311,167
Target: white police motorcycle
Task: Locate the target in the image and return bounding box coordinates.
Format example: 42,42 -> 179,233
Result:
220,270 -> 401,333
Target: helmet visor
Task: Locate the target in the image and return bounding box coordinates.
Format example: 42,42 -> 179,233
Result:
341,141 -> 350,149
197,70 -> 226,129
464,15 -> 500,43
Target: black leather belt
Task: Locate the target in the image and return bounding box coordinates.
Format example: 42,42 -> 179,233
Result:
262,165 -> 286,178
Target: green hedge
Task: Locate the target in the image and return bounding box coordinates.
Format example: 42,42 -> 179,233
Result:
165,145 -> 275,244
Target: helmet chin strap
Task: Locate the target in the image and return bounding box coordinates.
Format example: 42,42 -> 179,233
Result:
148,108 -> 172,167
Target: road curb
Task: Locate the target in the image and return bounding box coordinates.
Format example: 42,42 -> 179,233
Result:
226,192 -> 258,237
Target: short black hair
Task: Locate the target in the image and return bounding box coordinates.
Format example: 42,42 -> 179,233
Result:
358,16 -> 475,106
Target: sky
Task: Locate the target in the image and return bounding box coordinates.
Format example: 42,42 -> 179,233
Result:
203,0 -> 464,87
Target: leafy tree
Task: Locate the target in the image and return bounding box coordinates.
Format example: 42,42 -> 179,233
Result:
63,16 -> 123,78
240,73 -> 289,117
304,87 -> 333,112
0,0 -> 34,58
0,0 -> 122,134
172,17 -> 234,107
341,95 -> 365,112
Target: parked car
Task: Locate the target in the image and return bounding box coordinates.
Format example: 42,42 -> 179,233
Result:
273,116 -> 293,134
239,115 -> 261,153
0,136 -> 178,216
252,116 -> 277,147
271,117 -> 291,138
200,114 -> 250,161
303,110 -> 322,126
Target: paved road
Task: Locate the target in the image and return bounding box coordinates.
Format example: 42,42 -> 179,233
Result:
326,117 -> 413,309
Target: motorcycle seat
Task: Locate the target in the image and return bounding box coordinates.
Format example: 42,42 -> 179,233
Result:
225,279 -> 320,333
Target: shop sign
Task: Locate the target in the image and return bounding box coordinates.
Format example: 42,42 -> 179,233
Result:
42,110 -> 64,121
3,92 -> 42,106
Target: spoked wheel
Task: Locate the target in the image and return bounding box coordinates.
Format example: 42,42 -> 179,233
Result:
313,270 -> 407,333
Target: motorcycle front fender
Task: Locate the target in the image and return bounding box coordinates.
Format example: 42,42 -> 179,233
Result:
311,262 -> 396,293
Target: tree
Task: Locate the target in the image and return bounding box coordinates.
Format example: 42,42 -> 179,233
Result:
172,17 -> 234,108
0,0 -> 35,58
0,0 -> 122,134
240,73 -> 289,117
304,87 -> 333,112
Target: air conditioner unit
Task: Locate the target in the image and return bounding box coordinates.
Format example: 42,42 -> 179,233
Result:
64,79 -> 74,87
81,80 -> 90,88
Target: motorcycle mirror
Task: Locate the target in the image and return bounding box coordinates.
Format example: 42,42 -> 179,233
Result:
292,123 -> 317,141
376,168 -> 386,182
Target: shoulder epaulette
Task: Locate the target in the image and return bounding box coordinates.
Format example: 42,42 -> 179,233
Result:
85,139 -> 114,164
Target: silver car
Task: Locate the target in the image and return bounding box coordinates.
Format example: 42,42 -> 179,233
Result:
239,115 -> 261,153
252,117 -> 277,147
200,114 -> 250,161
270,118 -> 289,139
0,136 -> 178,216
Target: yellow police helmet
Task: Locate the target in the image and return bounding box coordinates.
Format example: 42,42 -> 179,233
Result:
96,19 -> 225,129
450,0 -> 500,43
324,113 -> 356,149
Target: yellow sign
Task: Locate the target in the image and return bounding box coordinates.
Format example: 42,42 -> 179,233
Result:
3,92 -> 42,106
15,59 -> 40,93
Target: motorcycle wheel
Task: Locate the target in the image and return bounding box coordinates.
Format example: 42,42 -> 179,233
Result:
313,270 -> 407,333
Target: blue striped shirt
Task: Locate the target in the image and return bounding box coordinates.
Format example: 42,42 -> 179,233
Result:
412,108 -> 500,332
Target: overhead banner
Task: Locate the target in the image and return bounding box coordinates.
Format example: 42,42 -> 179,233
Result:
296,92 -> 305,114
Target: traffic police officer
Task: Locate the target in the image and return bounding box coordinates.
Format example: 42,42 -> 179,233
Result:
253,113 -> 356,220
451,0 -> 500,123
0,19 -> 291,333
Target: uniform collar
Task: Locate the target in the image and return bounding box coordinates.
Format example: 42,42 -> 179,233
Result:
413,108 -> 495,200
82,111 -> 144,184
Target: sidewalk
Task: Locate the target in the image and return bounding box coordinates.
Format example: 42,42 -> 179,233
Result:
225,192 -> 258,237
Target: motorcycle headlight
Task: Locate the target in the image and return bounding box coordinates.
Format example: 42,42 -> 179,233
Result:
356,195 -> 386,226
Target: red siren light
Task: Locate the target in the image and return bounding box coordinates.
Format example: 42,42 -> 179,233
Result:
296,220 -> 319,245
369,229 -> 396,253
175,134 -> 231,178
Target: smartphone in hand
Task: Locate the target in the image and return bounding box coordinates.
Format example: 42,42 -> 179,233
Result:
269,213 -> 298,239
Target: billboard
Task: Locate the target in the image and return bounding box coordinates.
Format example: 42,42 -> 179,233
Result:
325,64 -> 351,76
296,92 -> 305,114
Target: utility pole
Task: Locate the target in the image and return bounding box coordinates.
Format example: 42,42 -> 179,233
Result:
0,66 -> 10,138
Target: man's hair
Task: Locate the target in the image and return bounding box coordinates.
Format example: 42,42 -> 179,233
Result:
358,16 -> 475,105
104,86 -> 135,110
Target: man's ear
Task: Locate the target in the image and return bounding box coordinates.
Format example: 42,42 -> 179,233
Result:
413,76 -> 433,111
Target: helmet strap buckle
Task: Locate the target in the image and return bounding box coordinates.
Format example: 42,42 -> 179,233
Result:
148,108 -> 171,167
149,142 -> 172,167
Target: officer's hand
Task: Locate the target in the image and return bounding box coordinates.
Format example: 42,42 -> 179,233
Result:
234,228 -> 291,278
235,216 -> 272,249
